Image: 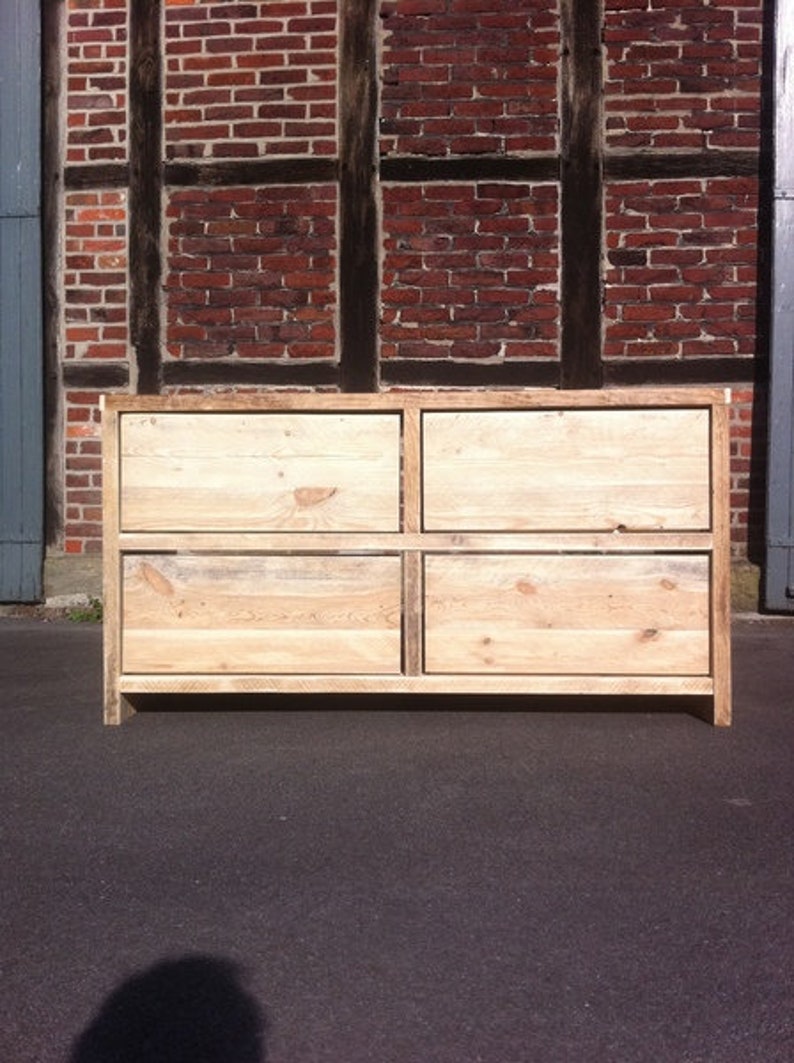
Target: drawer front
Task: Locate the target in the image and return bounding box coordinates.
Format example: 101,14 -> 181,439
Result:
424,554 -> 710,675
120,412 -> 401,532
423,409 -> 711,531
122,554 -> 402,674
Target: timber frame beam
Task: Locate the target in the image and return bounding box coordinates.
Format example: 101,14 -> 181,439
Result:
52,0 -> 762,398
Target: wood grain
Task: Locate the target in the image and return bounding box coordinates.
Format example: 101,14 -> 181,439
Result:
424,554 -> 710,676
122,553 -> 402,674
423,408 -> 711,531
103,389 -> 731,724
120,412 -> 400,532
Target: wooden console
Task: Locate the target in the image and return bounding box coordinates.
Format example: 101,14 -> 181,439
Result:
102,388 -> 731,724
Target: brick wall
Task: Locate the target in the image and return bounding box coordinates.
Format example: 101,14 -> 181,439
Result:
54,0 -> 768,563
601,0 -> 764,561
63,391 -> 104,555
165,184 -> 338,360
66,0 -> 127,164
64,190 -> 128,363
604,0 -> 762,152
382,182 -> 559,362
604,177 -> 759,361
164,0 -> 337,159
379,0 -> 558,156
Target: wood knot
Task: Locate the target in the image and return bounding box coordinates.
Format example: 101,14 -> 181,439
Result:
139,561 -> 174,597
516,580 -> 537,596
294,486 -> 338,508
639,628 -> 660,642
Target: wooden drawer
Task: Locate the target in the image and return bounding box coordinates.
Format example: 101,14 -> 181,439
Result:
424,554 -> 711,675
120,412 -> 401,532
422,409 -> 711,531
122,554 -> 403,674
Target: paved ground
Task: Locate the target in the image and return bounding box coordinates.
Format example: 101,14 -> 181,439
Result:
0,617 -> 791,1063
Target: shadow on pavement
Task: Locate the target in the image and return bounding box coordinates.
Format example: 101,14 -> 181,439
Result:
68,955 -> 267,1063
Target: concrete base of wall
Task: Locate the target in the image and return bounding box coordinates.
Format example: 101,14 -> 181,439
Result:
0,551 -> 102,617
43,551 -> 103,604
731,562 -> 762,614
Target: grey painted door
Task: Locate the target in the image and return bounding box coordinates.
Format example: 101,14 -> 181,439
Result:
766,0 -> 794,612
0,0 -> 43,601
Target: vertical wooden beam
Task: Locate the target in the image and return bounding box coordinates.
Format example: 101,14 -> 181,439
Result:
101,398 -> 135,723
560,0 -> 604,389
338,0 -> 379,392
401,402 -> 423,673
129,0 -> 163,394
711,393 -> 733,725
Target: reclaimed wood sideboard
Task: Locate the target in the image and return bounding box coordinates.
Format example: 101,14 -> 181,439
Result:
102,388 -> 732,725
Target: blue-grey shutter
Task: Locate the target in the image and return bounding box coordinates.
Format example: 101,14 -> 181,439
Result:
766,0 -> 794,611
0,0 -> 44,602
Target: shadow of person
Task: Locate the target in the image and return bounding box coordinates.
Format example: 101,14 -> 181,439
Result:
68,955 -> 267,1063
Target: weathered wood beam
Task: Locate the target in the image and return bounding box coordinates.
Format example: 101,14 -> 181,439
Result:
129,0 -> 163,394
605,151 -> 760,180
380,360 -> 561,389
380,156 -> 559,183
164,158 -> 337,187
604,357 -> 760,387
162,361 -> 339,388
338,0 -> 379,392
560,0 -> 604,389
61,362 -> 131,389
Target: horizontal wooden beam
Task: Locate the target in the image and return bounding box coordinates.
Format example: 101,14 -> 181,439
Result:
164,158 -> 338,187
62,361 -> 130,388
63,152 -> 760,193
64,163 -> 128,190
605,151 -> 759,181
380,359 -> 560,388
380,156 -> 559,183
162,360 -> 340,388
603,356 -> 761,387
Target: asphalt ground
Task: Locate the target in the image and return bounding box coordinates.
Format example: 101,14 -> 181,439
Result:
0,617 -> 791,1063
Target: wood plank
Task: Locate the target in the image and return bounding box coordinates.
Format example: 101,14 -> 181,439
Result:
402,405 -> 422,534
605,151 -> 760,180
560,0 -> 604,388
104,389 -> 730,724
424,554 -> 710,676
129,0 -> 162,394
380,358 -> 560,389
42,0 -> 66,552
423,408 -> 711,531
101,400 -> 134,724
604,357 -> 757,387
64,162 -> 129,189
711,398 -> 733,725
162,360 -> 338,388
339,0 -> 378,391
118,531 -> 714,554
164,158 -> 337,187
402,552 -> 423,675
120,412 -> 401,531
103,387 -> 729,414
379,156 -> 559,182
62,362 -> 130,388
120,674 -> 715,698
122,554 -> 402,674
